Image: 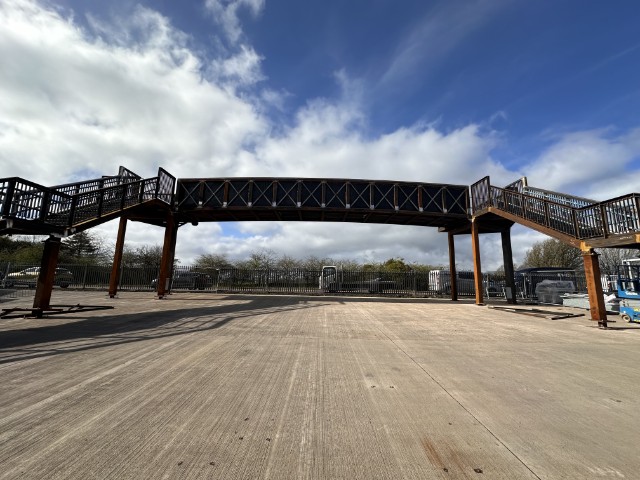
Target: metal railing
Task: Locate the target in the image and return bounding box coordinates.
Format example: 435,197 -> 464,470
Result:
472,177 -> 640,241
523,186 -> 595,209
470,177 -> 491,212
67,177 -> 159,226
50,166 -> 142,197
0,262 -> 589,299
1,262 -> 594,305
1,168 -> 174,232
0,177 -> 72,222
176,178 -> 470,216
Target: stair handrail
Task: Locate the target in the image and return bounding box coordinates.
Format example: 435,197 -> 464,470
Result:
523,185 -> 595,209
156,168 -> 176,206
1,177 -> 72,224
483,180 -> 640,241
66,176 -> 161,227
51,167 -> 143,197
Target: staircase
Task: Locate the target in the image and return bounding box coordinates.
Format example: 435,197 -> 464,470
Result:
0,167 -> 175,236
471,176 -> 640,248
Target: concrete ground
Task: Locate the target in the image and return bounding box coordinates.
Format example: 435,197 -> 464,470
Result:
0,291 -> 639,480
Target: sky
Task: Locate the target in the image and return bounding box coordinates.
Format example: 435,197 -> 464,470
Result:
1,0 -> 640,269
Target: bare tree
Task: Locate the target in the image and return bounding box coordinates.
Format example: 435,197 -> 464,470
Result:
239,248 -> 278,270
276,254 -> 299,270
301,256 -> 336,271
195,253 -> 232,270
596,248 -> 640,275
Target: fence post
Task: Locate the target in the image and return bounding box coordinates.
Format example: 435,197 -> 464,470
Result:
413,272 -> 417,297
81,264 -> 88,290
3,262 -> 10,285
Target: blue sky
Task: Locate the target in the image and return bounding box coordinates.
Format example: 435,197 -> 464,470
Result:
1,0 -> 639,268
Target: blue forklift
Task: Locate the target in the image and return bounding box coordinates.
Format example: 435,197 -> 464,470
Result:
617,260 -> 640,323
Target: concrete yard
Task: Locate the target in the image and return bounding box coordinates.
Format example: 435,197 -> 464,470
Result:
1,292 -> 639,479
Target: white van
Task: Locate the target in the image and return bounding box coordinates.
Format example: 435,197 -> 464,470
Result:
428,270 -> 476,295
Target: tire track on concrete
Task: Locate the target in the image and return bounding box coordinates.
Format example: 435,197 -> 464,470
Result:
354,301 -> 543,480
0,315 -> 246,479
0,336 -> 183,429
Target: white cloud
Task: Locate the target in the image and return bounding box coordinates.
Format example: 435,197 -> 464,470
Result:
2,0 -> 637,272
378,0 -> 515,89
524,128 -> 640,197
204,0 -> 264,44
0,0 -> 266,183
209,44 -> 265,87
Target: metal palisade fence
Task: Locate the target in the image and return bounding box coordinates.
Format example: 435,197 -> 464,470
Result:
0,262 -> 592,300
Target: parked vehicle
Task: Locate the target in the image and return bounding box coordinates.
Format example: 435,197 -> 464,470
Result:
151,271 -> 213,290
3,267 -> 73,288
428,270 -> 476,295
616,259 -> 640,323
514,267 -> 578,300
319,266 -> 396,293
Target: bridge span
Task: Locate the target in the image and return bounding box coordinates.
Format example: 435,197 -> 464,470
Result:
3,166 -> 639,327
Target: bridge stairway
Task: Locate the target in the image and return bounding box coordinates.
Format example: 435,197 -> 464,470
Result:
0,167 -> 175,236
471,176 -> 640,249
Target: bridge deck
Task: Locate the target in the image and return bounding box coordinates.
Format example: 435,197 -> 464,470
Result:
1,292 -> 638,479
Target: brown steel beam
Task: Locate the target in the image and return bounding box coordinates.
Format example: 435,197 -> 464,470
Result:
157,213 -> 177,298
33,236 -> 61,314
448,233 -> 458,301
108,216 -> 127,298
471,219 -> 484,305
582,249 -> 608,327
484,206 -> 582,248
501,228 -> 517,304
583,233 -> 640,249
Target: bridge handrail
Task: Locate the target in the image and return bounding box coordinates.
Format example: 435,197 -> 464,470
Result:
51,167 -> 143,197
523,186 -> 595,209
481,182 -> 640,240
1,172 -> 168,229
1,177 -> 72,223
156,168 -> 176,205
66,177 -> 160,226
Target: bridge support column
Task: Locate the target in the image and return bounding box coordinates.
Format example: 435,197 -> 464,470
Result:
33,236 -> 61,314
582,249 -> 607,327
471,219 -> 484,305
448,233 -> 458,301
501,228 -> 517,305
157,213 -> 177,299
109,217 -> 127,298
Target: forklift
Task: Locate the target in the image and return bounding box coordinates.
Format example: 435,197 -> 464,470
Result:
617,259 -> 640,323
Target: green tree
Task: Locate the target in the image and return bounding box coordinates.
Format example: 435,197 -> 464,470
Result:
380,257 -> 412,272
61,230 -> 107,264
122,245 -> 163,268
0,236 -> 42,263
520,238 -> 582,270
